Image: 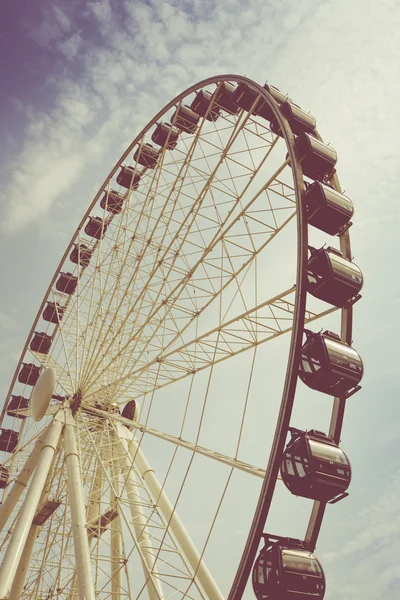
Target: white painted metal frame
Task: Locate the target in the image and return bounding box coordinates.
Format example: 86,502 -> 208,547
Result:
0,74 -> 356,600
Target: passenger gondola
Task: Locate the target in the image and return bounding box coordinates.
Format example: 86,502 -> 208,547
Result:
100,190 -> 125,214
256,84 -> 290,122
43,301 -> 65,324
303,182 -> 354,235
307,246 -> 363,307
270,102 -> 317,138
134,143 -> 159,168
116,166 -> 141,190
190,89 -> 220,121
70,243 -> 93,268
151,123 -> 179,149
171,105 -> 200,134
281,428 -> 351,502
0,428 -> 19,453
232,82 -> 262,113
84,216 -> 108,240
18,363 -> 40,386
299,330 -> 363,398
7,395 -> 29,419
30,332 -> 52,354
56,272 -> 78,295
295,134 -> 337,181
253,535 -> 325,600
280,101 -> 316,136
211,82 -> 240,115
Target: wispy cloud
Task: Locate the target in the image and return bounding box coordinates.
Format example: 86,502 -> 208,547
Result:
323,471 -> 400,598
30,3 -> 73,47
0,0 -> 400,596
1,0 -> 315,233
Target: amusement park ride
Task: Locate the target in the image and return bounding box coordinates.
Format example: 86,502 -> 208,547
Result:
0,75 -> 363,600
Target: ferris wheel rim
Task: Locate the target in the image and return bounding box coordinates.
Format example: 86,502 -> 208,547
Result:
0,73 -> 300,428
0,74 -> 356,600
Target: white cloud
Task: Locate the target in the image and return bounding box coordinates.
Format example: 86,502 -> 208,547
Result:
322,472 -> 400,598
88,0 -> 113,24
1,0 -> 400,596
30,3 -> 72,46
2,0 -> 399,289
58,32 -> 83,60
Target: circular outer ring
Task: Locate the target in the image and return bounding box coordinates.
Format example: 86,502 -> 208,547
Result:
0,75 -> 354,599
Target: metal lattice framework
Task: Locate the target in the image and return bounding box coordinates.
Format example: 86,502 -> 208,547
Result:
0,75 -> 360,600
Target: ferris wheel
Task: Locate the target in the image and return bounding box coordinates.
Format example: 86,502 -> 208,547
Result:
0,75 -> 363,600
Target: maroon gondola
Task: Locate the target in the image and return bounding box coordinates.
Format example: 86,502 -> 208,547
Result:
281,429 -> 351,502
100,190 -> 125,214
253,535 -> 325,600
85,216 -> 108,240
303,181 -> 354,235
30,332 -> 52,354
116,167 -> 141,190
56,272 -> 78,294
7,395 -> 29,419
211,82 -> 240,115
171,105 -> 200,134
18,363 -> 40,386
70,244 -> 93,268
190,89 -> 220,121
307,246 -> 363,307
151,123 -> 179,149
295,134 -> 337,181
43,301 -> 65,324
0,429 -> 19,453
299,330 -> 363,398
134,143 -> 159,168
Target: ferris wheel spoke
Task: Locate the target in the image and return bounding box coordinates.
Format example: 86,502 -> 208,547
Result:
84,279 -> 322,403
78,116 -> 215,389
76,159 -> 170,386
80,108 -> 280,391
28,348 -> 74,396
82,408 -> 268,481
76,221 -> 122,388
73,219 -> 116,396
83,160 -> 296,398
129,290 -> 334,403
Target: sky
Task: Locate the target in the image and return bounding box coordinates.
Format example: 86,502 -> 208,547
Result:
0,0 -> 400,598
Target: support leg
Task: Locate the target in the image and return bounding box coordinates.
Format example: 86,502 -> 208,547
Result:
110,461 -> 123,599
116,423 -> 224,600
9,430 -> 62,600
120,459 -> 164,600
69,457 -> 106,600
9,524 -> 39,600
0,417 -> 63,599
64,413 -> 96,600
0,425 -> 50,534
